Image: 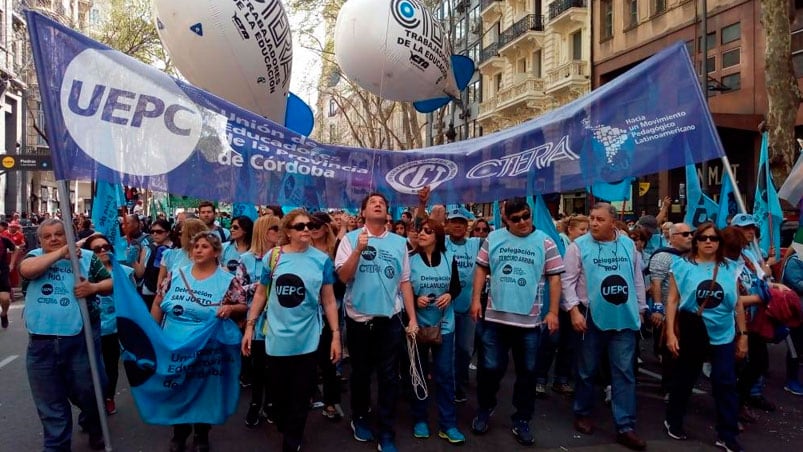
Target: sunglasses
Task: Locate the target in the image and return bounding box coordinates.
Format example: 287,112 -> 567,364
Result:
474,227 -> 490,232
92,244 -> 112,253
151,229 -> 167,234
420,227 -> 434,235
508,212 -> 531,224
289,222 -> 322,231
268,225 -> 279,232
697,235 -> 721,243
231,225 -> 240,230
672,231 -> 693,237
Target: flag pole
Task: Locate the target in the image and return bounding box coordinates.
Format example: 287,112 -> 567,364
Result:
721,155 -> 763,258
57,179 -> 113,451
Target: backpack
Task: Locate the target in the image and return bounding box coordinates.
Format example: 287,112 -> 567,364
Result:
142,242 -> 170,292
643,246 -> 684,277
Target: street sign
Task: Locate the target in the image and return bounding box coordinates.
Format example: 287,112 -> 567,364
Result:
0,154 -> 53,171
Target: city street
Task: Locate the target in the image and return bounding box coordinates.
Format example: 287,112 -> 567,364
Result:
2,298 -> 803,452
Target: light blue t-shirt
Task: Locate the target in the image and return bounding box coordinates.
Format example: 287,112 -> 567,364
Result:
672,258 -> 740,345
98,265 -> 134,336
410,251 -> 455,334
221,241 -> 246,274
486,228 -> 548,316
445,236 -> 481,314
260,247 -> 335,357
161,248 -> 193,274
344,229 -> 408,317
160,266 -> 236,342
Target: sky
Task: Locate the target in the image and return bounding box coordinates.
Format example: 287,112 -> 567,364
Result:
289,14 -> 323,113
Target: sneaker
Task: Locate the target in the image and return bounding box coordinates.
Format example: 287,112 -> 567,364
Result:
377,437 -> 397,452
438,427 -> 466,445
784,380 -> 803,396
715,437 -> 744,452
260,404 -> 276,424
604,385 -> 612,404
245,403 -> 261,427
0,314 -> 7,328
322,404 -> 342,422
413,421 -> 430,439
702,362 -> 712,379
663,420 -> 687,440
535,383 -> 547,399
552,382 -> 574,395
512,420 -> 535,446
746,394 -> 776,412
104,398 -> 117,415
351,418 -> 375,442
471,408 -> 494,435
469,363 -> 477,370
454,389 -> 468,403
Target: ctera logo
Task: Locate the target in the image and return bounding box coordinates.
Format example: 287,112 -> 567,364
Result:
385,158 -> 458,194
60,49 -> 202,176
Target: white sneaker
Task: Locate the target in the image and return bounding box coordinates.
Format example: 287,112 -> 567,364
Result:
702,362 -> 712,379
604,385 -> 612,404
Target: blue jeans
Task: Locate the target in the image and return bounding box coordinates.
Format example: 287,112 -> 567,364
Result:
412,332 -> 457,430
476,320 -> 540,422
535,310 -> 574,385
454,312 -> 475,395
27,332 -> 102,452
573,310 -> 637,433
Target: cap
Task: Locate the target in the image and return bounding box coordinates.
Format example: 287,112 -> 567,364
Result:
731,213 -> 757,228
447,207 -> 473,221
636,215 -> 658,231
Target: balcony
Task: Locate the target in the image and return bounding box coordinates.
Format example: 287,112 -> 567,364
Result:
478,42 -> 504,73
498,14 -> 545,55
480,0 -> 503,20
547,0 -> 587,32
545,60 -> 590,94
478,75 -> 549,125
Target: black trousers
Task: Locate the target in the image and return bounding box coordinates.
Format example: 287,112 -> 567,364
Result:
101,333 -> 120,400
250,340 -> 270,409
315,322 -> 341,406
268,352 -> 317,451
736,333 -> 769,404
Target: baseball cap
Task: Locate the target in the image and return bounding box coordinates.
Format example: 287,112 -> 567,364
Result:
448,207 -> 474,221
636,215 -> 658,232
730,213 -> 757,228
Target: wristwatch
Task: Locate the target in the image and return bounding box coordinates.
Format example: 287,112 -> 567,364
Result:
736,330 -> 747,336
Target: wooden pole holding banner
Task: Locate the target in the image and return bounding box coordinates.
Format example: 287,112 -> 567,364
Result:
56,180 -> 113,451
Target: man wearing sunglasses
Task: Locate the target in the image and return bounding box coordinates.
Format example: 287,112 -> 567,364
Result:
647,223 -> 692,396
562,202 -> 648,451
335,192 -> 418,452
468,197 -> 564,446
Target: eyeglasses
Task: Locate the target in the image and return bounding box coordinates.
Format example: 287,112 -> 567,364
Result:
231,225 -> 240,230
420,227 -> 434,235
508,212 -> 531,224
151,229 -> 167,234
92,244 -> 112,253
473,227 -> 490,233
697,235 -> 721,243
672,231 -> 693,237
268,225 -> 279,232
289,222 -> 322,231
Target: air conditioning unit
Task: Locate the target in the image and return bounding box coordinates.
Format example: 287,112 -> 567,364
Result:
471,19 -> 483,34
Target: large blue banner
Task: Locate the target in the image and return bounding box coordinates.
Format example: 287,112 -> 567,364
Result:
27,11 -> 725,209
112,263 -> 241,425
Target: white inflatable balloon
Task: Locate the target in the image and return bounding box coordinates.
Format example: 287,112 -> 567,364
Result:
152,0 -> 292,122
334,0 -> 461,103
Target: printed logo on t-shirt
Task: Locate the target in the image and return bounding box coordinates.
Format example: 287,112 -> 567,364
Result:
695,280 -> 724,309
361,246 -> 377,261
517,278 -> 527,287
384,265 -> 396,279
275,274 -> 306,308
502,264 -> 513,275
226,259 -> 239,272
172,305 -> 184,316
59,297 -> 71,307
601,275 -> 629,305
41,284 -> 54,296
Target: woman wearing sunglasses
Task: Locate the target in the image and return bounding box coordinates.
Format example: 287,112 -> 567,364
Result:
84,235 -> 135,416
243,214 -> 282,427
157,218 -> 208,290
242,209 -> 341,452
222,216 -> 254,274
664,222 -> 747,452
139,219 -> 174,310
470,219 -> 491,239
151,231 -> 247,452
409,219 -> 465,444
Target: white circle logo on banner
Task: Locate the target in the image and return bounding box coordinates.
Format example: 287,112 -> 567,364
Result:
60,49 -> 202,176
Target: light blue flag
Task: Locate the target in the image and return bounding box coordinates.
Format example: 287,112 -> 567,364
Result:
684,164 -> 719,227
589,178 -> 633,202
753,132 -> 782,256
91,181 -> 127,261
491,200 -> 502,230
232,203 -> 258,221
716,171 -> 738,228
533,194 -> 566,256
112,262 -> 242,425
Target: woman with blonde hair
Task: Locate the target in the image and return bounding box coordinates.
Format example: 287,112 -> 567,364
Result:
157,218 -> 208,289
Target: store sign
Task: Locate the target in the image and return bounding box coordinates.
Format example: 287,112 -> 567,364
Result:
0,154 -> 53,171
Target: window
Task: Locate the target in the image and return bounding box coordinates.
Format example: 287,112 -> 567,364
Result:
706,56 -> 716,73
468,79 -> 481,103
467,41 -> 480,63
533,50 -> 542,78
328,98 -> 337,117
654,0 -> 666,15
698,32 -> 716,53
517,58 -> 527,73
494,73 -> 502,93
721,23 -> 740,44
794,52 -> 803,77
628,0 -> 638,28
601,0 -> 613,39
722,73 -> 741,91
722,48 -> 740,68
793,29 -> 803,76
572,30 -> 582,60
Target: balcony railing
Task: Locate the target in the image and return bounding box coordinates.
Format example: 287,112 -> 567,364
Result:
546,60 -> 587,87
499,14 -> 545,49
480,0 -> 503,13
548,0 -> 587,21
496,76 -> 545,106
480,42 -> 499,63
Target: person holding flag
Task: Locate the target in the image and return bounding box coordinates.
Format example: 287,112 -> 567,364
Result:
151,231 -> 246,452
19,219 -> 113,451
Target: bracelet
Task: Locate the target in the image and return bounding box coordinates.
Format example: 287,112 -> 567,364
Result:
246,319 -> 257,327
